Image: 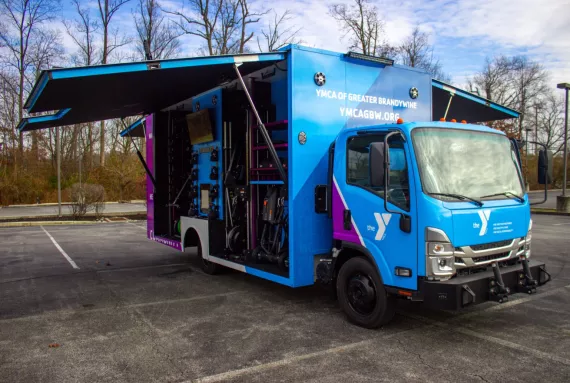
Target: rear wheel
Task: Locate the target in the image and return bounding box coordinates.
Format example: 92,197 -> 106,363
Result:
197,240 -> 221,275
337,257 -> 395,328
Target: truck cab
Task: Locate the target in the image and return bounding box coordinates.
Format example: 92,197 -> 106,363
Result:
329,120 -> 547,327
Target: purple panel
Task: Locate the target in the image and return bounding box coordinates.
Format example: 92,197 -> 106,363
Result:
332,181 -> 362,245
150,233 -> 182,251
146,114 -> 154,240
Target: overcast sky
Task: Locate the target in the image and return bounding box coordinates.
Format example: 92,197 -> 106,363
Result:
58,0 -> 570,90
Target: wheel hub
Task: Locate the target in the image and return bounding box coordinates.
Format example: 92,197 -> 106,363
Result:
347,274 -> 376,315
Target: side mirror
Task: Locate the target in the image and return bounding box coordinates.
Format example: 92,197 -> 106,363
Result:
370,142 -> 388,187
538,149 -> 553,185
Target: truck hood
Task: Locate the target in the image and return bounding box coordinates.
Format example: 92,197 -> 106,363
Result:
445,201 -> 529,247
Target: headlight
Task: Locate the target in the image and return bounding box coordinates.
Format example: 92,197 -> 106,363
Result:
525,219 -> 532,258
425,228 -> 455,280
527,219 -> 532,242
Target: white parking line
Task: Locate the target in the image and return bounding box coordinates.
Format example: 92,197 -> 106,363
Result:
190,339 -> 373,383
127,221 -> 147,230
404,312 -> 570,367
40,226 -> 80,269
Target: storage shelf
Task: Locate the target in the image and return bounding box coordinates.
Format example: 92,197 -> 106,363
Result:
253,143 -> 288,151
252,120 -> 288,130
250,180 -> 284,185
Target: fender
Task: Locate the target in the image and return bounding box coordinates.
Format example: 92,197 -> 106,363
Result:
335,241 -> 391,286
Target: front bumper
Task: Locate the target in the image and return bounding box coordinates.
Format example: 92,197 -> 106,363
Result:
417,259 -> 550,311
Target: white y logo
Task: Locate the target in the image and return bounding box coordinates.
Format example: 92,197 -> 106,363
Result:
373,213 -> 392,240
477,210 -> 491,236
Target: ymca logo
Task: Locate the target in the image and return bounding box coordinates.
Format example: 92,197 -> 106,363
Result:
476,210 -> 491,236
373,212 -> 392,241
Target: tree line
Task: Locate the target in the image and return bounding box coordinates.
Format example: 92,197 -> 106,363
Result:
0,0 -> 566,204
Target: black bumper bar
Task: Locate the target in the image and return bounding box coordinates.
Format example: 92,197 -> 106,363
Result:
418,259 -> 550,311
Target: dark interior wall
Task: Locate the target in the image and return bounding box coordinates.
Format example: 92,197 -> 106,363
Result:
153,110 -> 189,236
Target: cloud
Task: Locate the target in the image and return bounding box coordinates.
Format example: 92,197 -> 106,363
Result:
49,0 -> 570,88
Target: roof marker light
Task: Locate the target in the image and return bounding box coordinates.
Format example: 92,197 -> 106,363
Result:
461,120 -> 467,124
439,118 -> 446,122
451,119 -> 457,122
397,118 -> 404,124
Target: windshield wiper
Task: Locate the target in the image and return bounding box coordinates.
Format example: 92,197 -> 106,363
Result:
428,192 -> 483,207
480,191 -> 524,203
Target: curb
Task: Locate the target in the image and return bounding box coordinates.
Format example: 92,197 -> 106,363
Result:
0,211 -> 146,222
531,210 -> 570,217
527,189 -> 561,194
5,202 -> 125,208
0,221 -> 106,228
0,218 -> 147,228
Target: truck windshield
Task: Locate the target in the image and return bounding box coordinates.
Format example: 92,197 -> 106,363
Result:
412,128 -> 524,202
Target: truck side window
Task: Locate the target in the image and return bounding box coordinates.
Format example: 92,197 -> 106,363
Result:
347,135 -> 410,211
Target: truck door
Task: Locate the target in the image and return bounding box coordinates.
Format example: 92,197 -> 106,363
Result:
334,132 -> 418,290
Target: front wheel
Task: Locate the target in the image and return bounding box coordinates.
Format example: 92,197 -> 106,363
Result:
336,257 -> 395,328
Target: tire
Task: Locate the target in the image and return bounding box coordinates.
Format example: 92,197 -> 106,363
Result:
197,239 -> 221,275
278,248 -> 289,272
336,257 -> 395,329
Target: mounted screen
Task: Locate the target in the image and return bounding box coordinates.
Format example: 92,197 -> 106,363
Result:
186,109 -> 214,144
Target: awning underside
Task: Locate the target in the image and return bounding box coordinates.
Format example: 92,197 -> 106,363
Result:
431,79 -> 519,123
18,53 -> 285,132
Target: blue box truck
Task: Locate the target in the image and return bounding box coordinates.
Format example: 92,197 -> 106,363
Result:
19,45 -> 551,328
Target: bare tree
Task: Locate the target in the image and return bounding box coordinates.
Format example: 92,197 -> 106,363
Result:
469,55 -> 548,135
133,0 -> 181,60
96,0 -> 132,166
397,27 -> 450,82
166,0 -> 221,56
510,56 -> 549,135
256,9 -> 302,52
537,93 -> 565,155
329,0 -> 394,57
212,0 -> 239,54
64,0 -> 100,66
468,56 -> 514,106
0,0 -> 61,159
64,0 -> 100,169
235,0 -> 264,53
166,0 -> 263,56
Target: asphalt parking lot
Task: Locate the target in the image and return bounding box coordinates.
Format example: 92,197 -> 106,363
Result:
1,215 -> 569,383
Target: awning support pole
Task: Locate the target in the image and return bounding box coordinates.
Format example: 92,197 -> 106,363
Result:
121,118 -> 156,188
443,92 -> 455,120
232,63 -> 288,187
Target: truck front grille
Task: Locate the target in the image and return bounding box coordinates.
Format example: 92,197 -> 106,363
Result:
471,251 -> 510,263
454,237 -> 525,270
470,240 -> 512,251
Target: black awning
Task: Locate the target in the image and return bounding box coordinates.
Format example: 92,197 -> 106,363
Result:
432,79 -> 519,122
18,52 -> 285,132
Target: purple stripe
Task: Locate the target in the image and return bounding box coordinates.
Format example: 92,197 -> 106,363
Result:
150,234 -> 182,251
332,181 -> 361,245
145,114 -> 155,240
